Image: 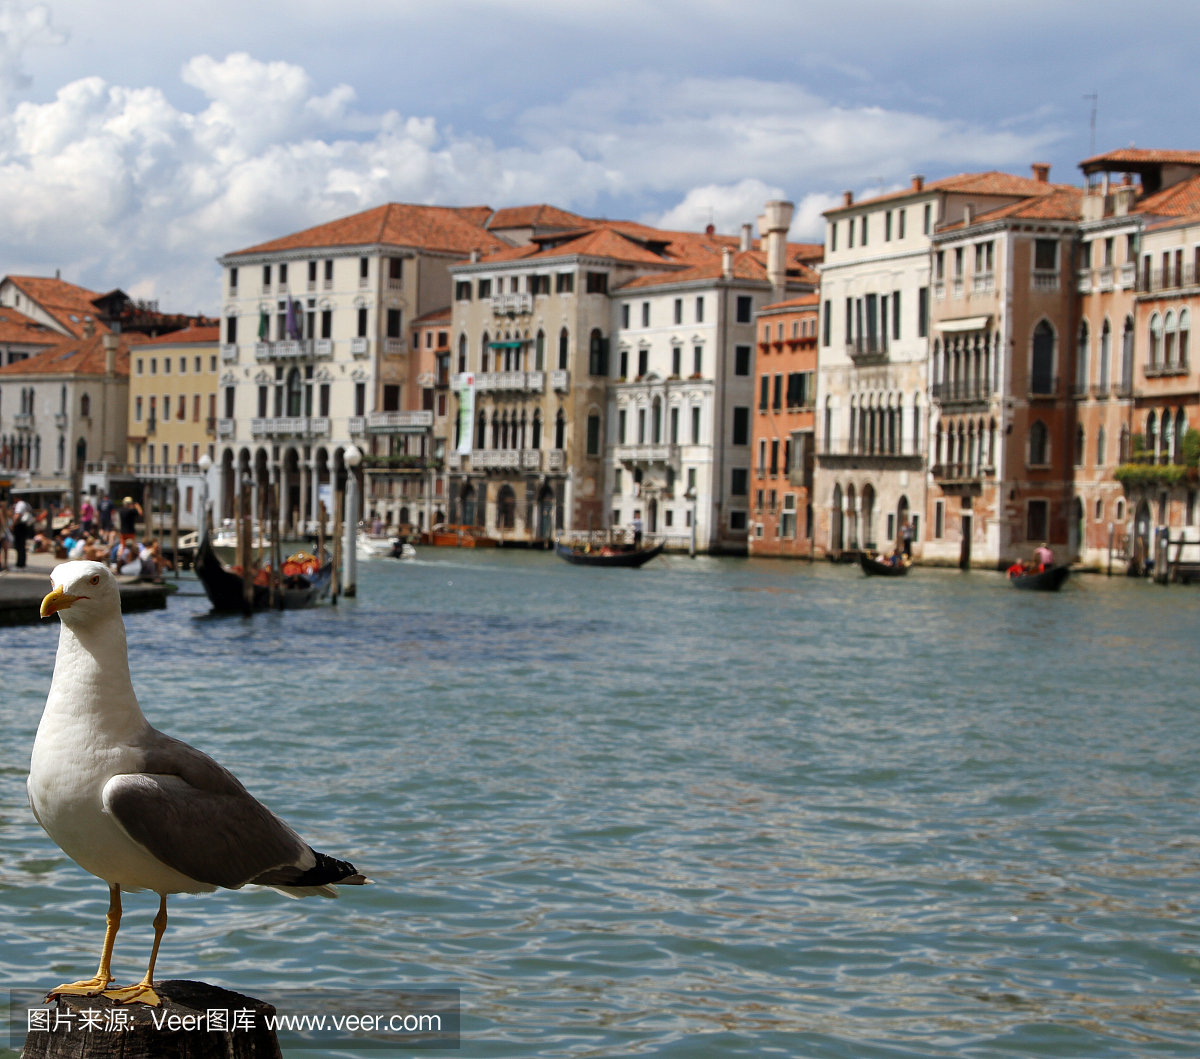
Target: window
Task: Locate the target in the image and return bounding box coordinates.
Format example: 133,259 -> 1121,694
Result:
732,407 -> 750,445
1075,425 -> 1084,467
641,302 -> 650,327
321,309 -> 332,339
229,266 -> 238,291
586,414 -> 601,455
622,304 -> 630,329
770,439 -> 779,474
1026,499 -> 1048,541
730,511 -> 747,530
1029,420 -> 1049,465
672,346 -> 681,376
150,357 -> 157,374
1031,320 -> 1055,393
388,257 -> 402,282
637,348 -> 648,378
588,330 -> 609,375
559,328 -> 569,369
923,203 -> 932,234
386,309 -> 402,338
693,346 -> 703,376
823,299 -> 831,346
759,375 -> 769,410
730,468 -> 748,495
477,278 -> 492,298
278,263 -> 288,286
736,296 -> 753,323
861,215 -> 868,245
136,358 -> 143,375
691,406 -> 701,444
885,210 -> 892,241
256,386 -> 267,417
772,374 -> 782,410
135,395 -> 142,421
898,209 -> 906,239
163,395 -> 171,419
830,221 -> 837,251
357,308 -> 368,337
892,290 -> 901,340
224,386 -> 235,418
674,298 -> 682,324
918,287 -> 928,338
354,382 -> 366,417
670,406 -> 679,443
618,408 -> 627,444
695,297 -> 704,322
455,281 -> 472,301
262,264 -> 271,288
734,345 -> 751,375
1096,425 -> 1106,466
1034,239 -> 1057,271
586,272 -> 608,294
226,315 -> 237,344
848,218 -> 854,248
556,272 -> 574,293
359,256 -> 369,280
530,274 -> 550,295
953,248 -> 963,277
934,499 -> 945,538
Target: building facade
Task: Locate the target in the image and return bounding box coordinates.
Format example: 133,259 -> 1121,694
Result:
747,295 -> 819,555
213,203 -> 507,532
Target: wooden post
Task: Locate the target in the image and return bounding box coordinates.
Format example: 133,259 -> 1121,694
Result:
331,489 -> 343,605
22,979 -> 280,1059
172,483 -> 180,580
1171,533 -> 1185,584
267,481 -> 278,610
317,500 -> 326,572
274,480 -> 284,609
240,482 -> 254,615
1107,522 -> 1114,576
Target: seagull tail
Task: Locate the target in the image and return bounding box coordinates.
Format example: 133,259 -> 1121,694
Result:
253,850 -> 370,899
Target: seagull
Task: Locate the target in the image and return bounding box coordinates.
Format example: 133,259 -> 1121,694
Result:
28,560 -> 367,1007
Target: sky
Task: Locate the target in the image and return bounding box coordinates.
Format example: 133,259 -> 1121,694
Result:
0,0 -> 1195,313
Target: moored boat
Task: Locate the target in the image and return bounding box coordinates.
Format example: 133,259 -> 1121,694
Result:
859,552 -> 911,577
193,526 -> 333,612
1008,565 -> 1070,591
555,540 -> 666,568
428,523 -> 499,548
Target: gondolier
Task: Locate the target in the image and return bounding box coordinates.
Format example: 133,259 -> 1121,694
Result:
631,511 -> 644,548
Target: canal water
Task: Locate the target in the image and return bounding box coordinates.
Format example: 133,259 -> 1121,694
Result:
1,553 -> 1198,1057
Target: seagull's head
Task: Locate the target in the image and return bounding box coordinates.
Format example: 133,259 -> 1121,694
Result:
41,561 -> 120,625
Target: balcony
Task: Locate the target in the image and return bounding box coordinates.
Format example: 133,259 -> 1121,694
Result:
1028,376 -> 1059,399
845,335 -> 888,365
931,463 -> 993,483
387,277 -> 403,291
1090,383 -> 1110,399
471,449 -> 543,470
1113,381 -> 1134,399
54,412 -> 68,429
551,369 -> 570,391
221,343 -> 238,363
1138,264 -> 1198,293
1076,269 -> 1092,294
13,412 -> 33,429
491,292 -> 533,316
365,411 -> 434,433
474,371 -> 543,392
358,276 -> 369,289
931,381 -> 993,406
206,416 -> 217,435
933,281 -> 945,300
383,337 -> 405,356
254,340 -> 328,361
547,449 -> 566,471
1118,263 -> 1136,289
146,416 -> 157,435
250,417 -> 330,438
613,444 -> 679,463
971,272 -> 995,293
1032,270 -> 1060,291
951,278 -> 964,297
217,418 -> 236,438
323,278 -> 333,291
447,450 -> 462,469
350,337 -> 369,358
1143,361 -> 1191,378
129,462 -> 203,480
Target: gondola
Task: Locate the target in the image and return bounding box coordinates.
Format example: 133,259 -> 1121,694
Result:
859,552 -> 911,577
1008,565 -> 1070,591
193,526 -> 333,612
555,540 -> 666,568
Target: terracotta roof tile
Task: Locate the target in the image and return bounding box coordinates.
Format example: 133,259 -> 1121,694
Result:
0,311 -> 61,346
1080,148 -> 1200,170
937,187 -> 1083,230
825,170 -> 1071,215
0,333 -> 132,377
1135,174 -> 1200,217
228,203 -> 508,257
138,325 -> 220,346
760,294 -> 820,311
487,204 -> 592,230
5,275 -> 111,337
614,251 -> 770,290
412,307 -> 452,325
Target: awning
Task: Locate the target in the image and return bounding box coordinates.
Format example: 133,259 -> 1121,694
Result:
937,315 -> 991,333
488,340 -> 524,348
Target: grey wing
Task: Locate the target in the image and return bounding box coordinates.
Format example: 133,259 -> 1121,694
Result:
102,771 -> 313,889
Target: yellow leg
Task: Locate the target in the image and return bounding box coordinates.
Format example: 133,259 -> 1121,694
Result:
103,893 -> 167,1007
47,884 -> 122,999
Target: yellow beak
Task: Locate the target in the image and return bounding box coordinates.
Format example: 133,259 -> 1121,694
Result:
41,586 -> 83,619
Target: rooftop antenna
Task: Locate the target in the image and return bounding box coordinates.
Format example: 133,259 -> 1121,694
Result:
1083,92 -> 1098,155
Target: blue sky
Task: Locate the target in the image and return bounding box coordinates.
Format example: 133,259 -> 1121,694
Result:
0,0 -> 1194,310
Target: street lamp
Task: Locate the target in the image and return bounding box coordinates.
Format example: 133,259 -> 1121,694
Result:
343,444 -> 362,597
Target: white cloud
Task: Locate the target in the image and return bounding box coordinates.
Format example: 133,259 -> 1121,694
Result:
0,46 -> 1059,311
0,2 -> 63,107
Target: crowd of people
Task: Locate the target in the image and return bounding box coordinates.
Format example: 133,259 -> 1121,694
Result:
0,493 -> 172,579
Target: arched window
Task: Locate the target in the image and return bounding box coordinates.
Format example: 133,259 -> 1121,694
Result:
1145,410 -> 1157,459
830,483 -> 843,551
1162,409 -> 1174,464
535,329 -> 545,371
492,412 -> 501,450
1119,425 -> 1130,462
80,392 -> 91,417
652,397 -> 662,443
1179,310 -> 1190,367
1116,497 -> 1126,521
824,398 -> 832,454
558,328 -> 569,370
1074,424 -> 1084,467
1031,320 -> 1054,394
60,384 -> 67,413
1096,425 -> 1105,467
988,417 -> 996,468
1029,420 -> 1048,465
75,436 -> 86,470
934,418 -> 943,466
476,411 -> 487,449
481,330 -> 490,373
1099,318 -> 1111,389
1148,313 -> 1162,368
56,434 -> 65,470
913,394 -> 921,453
1075,320 -> 1088,391
932,339 -> 942,384
531,409 -> 542,449
588,328 -> 608,376
1164,311 -> 1177,367
286,367 -> 302,416
554,409 -> 565,449
848,398 -> 857,454
1121,316 -> 1134,390
458,334 -> 467,373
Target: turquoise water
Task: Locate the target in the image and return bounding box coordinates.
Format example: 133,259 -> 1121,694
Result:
2,553 -> 1198,1057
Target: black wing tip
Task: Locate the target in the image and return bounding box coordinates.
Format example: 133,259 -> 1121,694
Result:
254,850 -> 366,888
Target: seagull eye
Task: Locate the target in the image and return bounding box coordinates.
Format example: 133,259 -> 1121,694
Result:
90,575 -> 100,585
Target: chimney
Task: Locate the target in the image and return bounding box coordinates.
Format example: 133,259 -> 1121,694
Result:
1032,162 -> 1051,183
83,319 -> 95,338
102,332 -> 117,377
963,203 -> 974,226
469,248 -> 480,263
761,199 -> 795,304
911,175 -> 924,192
721,246 -> 734,280
55,268 -> 60,280
842,190 -> 854,207
705,223 -> 715,236
740,223 -> 753,251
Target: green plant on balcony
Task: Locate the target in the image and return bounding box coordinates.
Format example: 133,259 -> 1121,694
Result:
362,454 -> 425,469
1114,463 -> 1191,487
